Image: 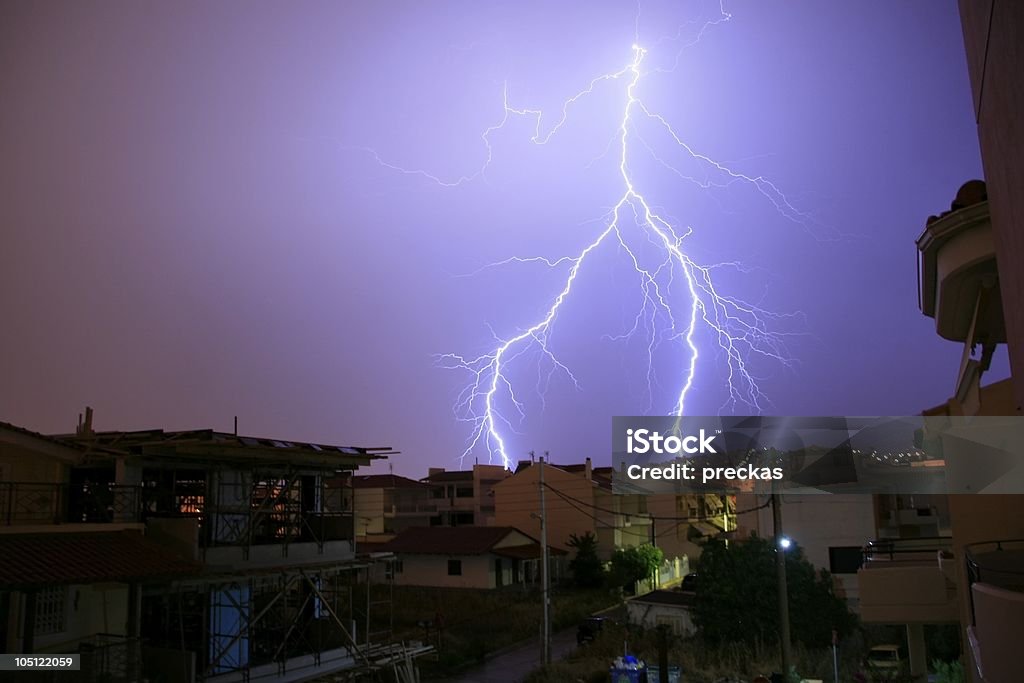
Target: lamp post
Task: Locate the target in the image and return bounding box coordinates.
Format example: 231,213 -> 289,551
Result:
773,492 -> 793,679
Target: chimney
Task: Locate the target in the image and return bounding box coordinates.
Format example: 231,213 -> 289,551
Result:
76,406 -> 94,436
585,457 -> 592,481
428,467 -> 444,477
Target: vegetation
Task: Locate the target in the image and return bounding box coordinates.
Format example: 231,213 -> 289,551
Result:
608,543 -> 663,594
385,584 -> 615,679
693,535 -> 856,648
568,532 -> 606,588
523,621 -> 872,683
932,658 -> 965,683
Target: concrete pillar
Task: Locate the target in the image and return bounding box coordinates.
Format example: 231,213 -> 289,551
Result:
906,623 -> 927,683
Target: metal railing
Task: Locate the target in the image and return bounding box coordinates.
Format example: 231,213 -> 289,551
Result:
392,502 -> 438,514
0,482 -> 142,526
965,539 -> 1024,625
78,633 -> 140,683
862,536 -> 953,565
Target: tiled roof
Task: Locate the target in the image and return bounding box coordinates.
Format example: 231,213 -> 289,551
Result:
493,543 -> 567,560
0,421 -> 85,458
383,526 -> 525,555
0,531 -> 200,589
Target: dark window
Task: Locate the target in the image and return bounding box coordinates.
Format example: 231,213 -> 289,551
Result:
455,487 -> 474,498
829,546 -> 863,574
448,559 -> 462,576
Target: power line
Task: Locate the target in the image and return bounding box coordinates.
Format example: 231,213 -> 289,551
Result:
541,482 -> 771,522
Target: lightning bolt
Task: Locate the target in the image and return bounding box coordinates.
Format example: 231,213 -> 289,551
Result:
361,13 -> 808,469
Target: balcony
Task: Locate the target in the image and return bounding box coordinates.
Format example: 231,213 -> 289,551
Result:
857,537 -> 958,623
917,185 -> 1004,344
0,482 -> 141,527
966,540 -> 1024,683
390,502 -> 438,515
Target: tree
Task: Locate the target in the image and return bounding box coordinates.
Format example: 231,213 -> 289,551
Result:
567,532 -> 605,588
693,534 -> 856,647
608,544 -> 664,594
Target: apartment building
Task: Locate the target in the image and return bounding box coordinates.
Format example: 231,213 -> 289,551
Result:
854,178 -> 1023,683
944,10 -> 1024,679
737,493 -> 877,611
337,473 -> 435,543
493,457 -> 734,571
421,463 -> 509,527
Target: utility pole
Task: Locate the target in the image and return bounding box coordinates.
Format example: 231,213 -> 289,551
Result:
772,491 -> 793,679
539,456 -> 551,666
649,515 -> 658,588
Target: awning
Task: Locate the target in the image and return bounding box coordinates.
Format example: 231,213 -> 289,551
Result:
690,521 -> 723,537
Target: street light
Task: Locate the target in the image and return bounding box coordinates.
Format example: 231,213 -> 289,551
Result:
778,536 -> 792,550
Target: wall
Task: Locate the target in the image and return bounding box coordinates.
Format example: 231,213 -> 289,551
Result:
0,442 -> 69,484
958,0 -> 1024,414
494,464 -> 601,555
742,493 -> 876,609
626,600 -> 696,637
6,583 -> 130,654
392,554 -> 495,589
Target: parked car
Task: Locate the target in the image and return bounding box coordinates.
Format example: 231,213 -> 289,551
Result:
865,644 -> 907,680
680,572 -> 699,593
576,616 -> 611,645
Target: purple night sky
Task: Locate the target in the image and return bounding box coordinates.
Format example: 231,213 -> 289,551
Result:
0,1 -> 1001,475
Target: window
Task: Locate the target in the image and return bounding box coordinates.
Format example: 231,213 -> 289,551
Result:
455,487 -> 474,498
829,546 -> 863,574
34,586 -> 67,636
447,559 -> 462,576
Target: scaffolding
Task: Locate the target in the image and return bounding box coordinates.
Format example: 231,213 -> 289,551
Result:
142,555 -> 424,682
58,428 -> 427,681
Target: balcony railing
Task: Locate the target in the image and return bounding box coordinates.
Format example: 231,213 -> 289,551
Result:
392,503 -> 438,514
79,633 -> 140,683
965,539 -> 1024,620
862,536 -> 953,566
0,482 -> 142,526
965,540 -> 1024,683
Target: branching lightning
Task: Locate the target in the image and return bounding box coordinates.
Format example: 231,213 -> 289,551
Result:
362,9 -> 809,469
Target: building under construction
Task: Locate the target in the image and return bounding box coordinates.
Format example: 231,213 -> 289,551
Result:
1,415 -> 432,683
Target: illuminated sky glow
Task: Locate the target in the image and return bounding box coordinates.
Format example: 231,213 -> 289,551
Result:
0,1 -> 994,473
